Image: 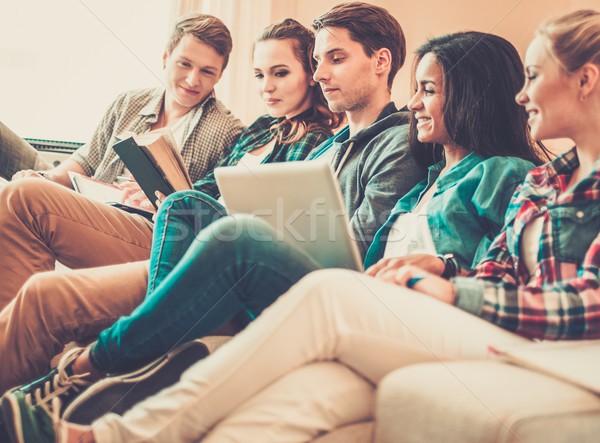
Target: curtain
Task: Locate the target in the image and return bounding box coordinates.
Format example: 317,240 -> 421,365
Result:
171,0 -> 282,125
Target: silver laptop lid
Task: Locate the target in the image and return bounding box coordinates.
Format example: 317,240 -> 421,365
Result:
215,161 -> 363,271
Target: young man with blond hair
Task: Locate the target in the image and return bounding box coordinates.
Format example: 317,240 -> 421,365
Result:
0,13 -> 243,309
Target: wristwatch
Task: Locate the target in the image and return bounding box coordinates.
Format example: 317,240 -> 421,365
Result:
437,253 -> 460,279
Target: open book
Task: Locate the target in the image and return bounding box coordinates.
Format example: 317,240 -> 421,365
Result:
113,128 -> 192,208
68,171 -> 123,203
68,171 -> 154,220
489,340 -> 600,394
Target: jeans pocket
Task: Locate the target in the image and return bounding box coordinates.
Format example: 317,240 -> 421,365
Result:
550,204 -> 600,263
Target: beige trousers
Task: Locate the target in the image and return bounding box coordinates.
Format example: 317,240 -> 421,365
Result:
92,269 -> 528,443
0,261 -> 149,392
0,178 -> 153,309
203,362 -> 373,443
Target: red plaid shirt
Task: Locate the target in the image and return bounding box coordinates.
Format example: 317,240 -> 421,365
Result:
454,148 -> 600,340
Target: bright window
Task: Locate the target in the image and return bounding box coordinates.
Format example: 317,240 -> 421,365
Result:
0,0 -> 170,142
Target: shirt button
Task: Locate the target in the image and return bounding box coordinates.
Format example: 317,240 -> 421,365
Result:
576,211 -> 585,219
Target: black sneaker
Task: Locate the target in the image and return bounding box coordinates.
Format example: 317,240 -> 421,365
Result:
1,390 -> 59,443
0,346 -> 90,441
4,347 -> 91,409
63,339 -> 209,424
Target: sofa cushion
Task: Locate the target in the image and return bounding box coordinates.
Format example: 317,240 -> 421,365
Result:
312,422 -> 374,443
375,361 -> 600,443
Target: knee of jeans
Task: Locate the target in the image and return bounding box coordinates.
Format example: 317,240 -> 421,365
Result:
162,190 -> 224,222
209,214 -> 276,245
164,189 -> 201,206
0,178 -> 52,215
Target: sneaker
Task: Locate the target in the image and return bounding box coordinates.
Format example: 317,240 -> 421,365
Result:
63,339 -> 209,425
0,347 -> 91,441
1,390 -> 58,443
4,347 -> 91,410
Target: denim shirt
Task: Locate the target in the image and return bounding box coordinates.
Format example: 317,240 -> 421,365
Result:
363,153 -> 534,269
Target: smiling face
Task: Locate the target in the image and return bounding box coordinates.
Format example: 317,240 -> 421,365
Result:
312,27 -> 378,115
515,36 -> 580,140
253,39 -> 314,119
163,34 -> 225,113
407,52 -> 452,146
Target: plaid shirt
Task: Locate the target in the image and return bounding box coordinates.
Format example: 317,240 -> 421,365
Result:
454,148 -> 600,340
194,114 -> 332,198
71,88 -> 243,184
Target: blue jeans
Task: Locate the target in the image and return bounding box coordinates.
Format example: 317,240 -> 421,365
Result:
90,191 -> 320,373
147,190 -> 228,293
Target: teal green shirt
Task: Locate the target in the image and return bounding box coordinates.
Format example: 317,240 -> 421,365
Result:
363,153 -> 534,269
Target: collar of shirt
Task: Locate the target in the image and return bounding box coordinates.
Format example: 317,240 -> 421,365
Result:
138,89 -> 217,122
430,152 -> 486,194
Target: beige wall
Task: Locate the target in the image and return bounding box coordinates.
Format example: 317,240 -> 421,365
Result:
185,0 -> 598,150
273,0 -> 599,109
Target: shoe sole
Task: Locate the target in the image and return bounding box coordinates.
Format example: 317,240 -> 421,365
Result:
63,340 -> 209,424
0,394 -> 24,443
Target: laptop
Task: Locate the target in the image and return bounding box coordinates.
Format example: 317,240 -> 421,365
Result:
214,161 -> 363,271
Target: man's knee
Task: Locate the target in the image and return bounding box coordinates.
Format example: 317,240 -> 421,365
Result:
17,270 -> 65,311
0,178 -> 55,215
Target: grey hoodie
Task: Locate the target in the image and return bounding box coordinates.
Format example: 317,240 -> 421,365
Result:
308,103 -> 425,257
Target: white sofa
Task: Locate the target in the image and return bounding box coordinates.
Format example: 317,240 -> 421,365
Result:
312,360 -> 600,443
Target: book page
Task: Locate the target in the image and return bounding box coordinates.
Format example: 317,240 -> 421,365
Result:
489,340 -> 600,394
134,128 -> 192,190
68,171 -> 124,203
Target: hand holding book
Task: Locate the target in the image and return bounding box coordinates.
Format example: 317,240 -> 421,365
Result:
113,128 -> 192,208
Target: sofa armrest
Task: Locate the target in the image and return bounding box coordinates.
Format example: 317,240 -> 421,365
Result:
375,361 -> 600,443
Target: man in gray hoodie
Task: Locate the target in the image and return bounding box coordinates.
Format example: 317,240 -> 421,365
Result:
307,2 -> 420,255
0,2 -> 426,424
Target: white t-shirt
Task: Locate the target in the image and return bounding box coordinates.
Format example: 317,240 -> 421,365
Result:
170,112 -> 192,151
383,184 -> 437,258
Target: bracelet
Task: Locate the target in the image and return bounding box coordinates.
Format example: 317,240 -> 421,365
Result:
406,275 -> 426,289
438,253 -> 460,279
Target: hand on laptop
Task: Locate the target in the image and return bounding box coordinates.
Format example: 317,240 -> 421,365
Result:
365,254 -> 445,279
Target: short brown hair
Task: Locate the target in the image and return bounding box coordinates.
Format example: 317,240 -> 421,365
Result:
536,9 -> 600,73
311,2 -> 406,90
165,13 -> 233,70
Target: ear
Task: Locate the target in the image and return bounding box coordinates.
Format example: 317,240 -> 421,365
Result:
578,62 -> 600,98
374,47 -> 392,76
162,52 -> 168,69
